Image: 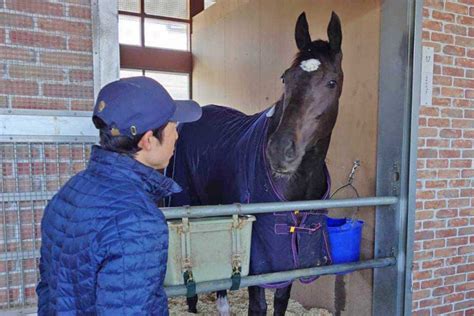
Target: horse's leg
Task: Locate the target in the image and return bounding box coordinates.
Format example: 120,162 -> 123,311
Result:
248,286 -> 267,315
216,290 -> 230,316
186,295 -> 198,313
273,283 -> 293,316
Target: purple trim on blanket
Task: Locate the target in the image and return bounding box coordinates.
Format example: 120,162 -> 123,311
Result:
274,224 -> 289,235
274,223 -> 322,235
290,212 -> 299,268
323,229 -> 332,264
300,275 -> 319,284
322,163 -> 332,200
302,223 -> 322,233
260,279 -> 293,289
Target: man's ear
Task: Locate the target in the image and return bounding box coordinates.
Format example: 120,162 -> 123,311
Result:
138,130 -> 154,151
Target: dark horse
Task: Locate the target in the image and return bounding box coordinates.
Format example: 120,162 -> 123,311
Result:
168,11 -> 343,316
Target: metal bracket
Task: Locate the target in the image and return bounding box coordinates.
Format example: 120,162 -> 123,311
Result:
391,162 -> 401,196
231,214 -> 242,270
180,218 -> 193,271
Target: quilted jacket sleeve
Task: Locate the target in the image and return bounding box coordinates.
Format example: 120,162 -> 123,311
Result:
94,202 -> 169,315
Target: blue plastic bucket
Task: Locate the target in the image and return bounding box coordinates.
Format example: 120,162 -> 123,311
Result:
327,217 -> 364,264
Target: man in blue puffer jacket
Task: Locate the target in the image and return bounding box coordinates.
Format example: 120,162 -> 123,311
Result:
36,77 -> 202,315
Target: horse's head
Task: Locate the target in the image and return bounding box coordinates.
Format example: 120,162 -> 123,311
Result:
267,12 -> 343,176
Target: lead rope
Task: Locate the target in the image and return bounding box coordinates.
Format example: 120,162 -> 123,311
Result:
330,160 -> 361,220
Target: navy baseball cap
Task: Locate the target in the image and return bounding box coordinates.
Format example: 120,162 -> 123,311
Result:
92,76 -> 202,137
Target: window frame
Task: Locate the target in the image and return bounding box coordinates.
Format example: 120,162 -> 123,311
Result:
119,0 -> 204,98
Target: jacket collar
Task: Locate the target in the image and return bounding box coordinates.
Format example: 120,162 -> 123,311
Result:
88,146 -> 181,200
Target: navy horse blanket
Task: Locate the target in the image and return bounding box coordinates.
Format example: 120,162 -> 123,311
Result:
168,105 -> 332,288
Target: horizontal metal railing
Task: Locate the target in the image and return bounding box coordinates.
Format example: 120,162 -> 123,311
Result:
165,257 -> 397,297
1,192 -> 55,202
162,196 -> 398,219
162,196 -> 398,294
0,196 -> 398,305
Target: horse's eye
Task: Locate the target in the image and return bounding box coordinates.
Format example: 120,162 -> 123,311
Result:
327,80 -> 337,89
280,76 -> 285,84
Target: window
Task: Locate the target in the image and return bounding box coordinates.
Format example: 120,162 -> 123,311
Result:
119,15 -> 141,46
144,18 -> 189,50
120,69 -> 190,99
118,0 -> 204,98
119,68 -> 143,78
205,0 -> 216,9
146,71 -> 190,99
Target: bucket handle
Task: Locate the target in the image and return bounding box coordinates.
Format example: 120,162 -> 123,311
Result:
330,160 -> 361,221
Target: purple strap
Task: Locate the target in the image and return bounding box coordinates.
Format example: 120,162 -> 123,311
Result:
274,223 -> 322,235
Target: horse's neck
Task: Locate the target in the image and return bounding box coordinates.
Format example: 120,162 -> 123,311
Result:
267,100 -> 330,201
286,137 -> 330,201
285,137 -> 330,201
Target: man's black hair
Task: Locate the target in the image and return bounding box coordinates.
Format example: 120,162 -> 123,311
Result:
93,116 -> 167,157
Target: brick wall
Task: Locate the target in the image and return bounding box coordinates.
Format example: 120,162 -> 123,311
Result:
413,0 -> 474,315
0,0 -> 94,309
0,142 -> 93,309
0,0 -> 94,111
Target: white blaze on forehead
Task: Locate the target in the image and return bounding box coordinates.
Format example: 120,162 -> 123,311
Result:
300,58 -> 321,72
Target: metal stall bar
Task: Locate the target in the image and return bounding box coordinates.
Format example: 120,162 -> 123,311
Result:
404,0 -> 423,314
162,197 -> 398,297
28,143 -> 39,291
165,257 -> 397,297
162,196 -> 398,219
374,0 -> 422,315
0,144 -> 12,308
13,143 -> 26,307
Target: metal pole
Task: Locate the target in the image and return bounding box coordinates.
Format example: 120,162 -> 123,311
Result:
162,196 -> 398,219
165,257 -> 396,297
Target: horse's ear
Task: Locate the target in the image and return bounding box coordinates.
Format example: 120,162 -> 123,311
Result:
327,11 -> 342,53
295,12 -> 311,51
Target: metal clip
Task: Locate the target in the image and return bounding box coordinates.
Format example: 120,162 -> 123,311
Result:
232,261 -> 241,274
348,160 -> 360,184
185,270 -> 194,282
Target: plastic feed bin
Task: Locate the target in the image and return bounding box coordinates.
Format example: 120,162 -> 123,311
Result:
164,215 -> 256,286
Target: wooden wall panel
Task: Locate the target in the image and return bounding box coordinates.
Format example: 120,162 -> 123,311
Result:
192,1 -> 381,314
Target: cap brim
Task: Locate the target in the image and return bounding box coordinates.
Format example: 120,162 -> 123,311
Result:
170,100 -> 202,123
